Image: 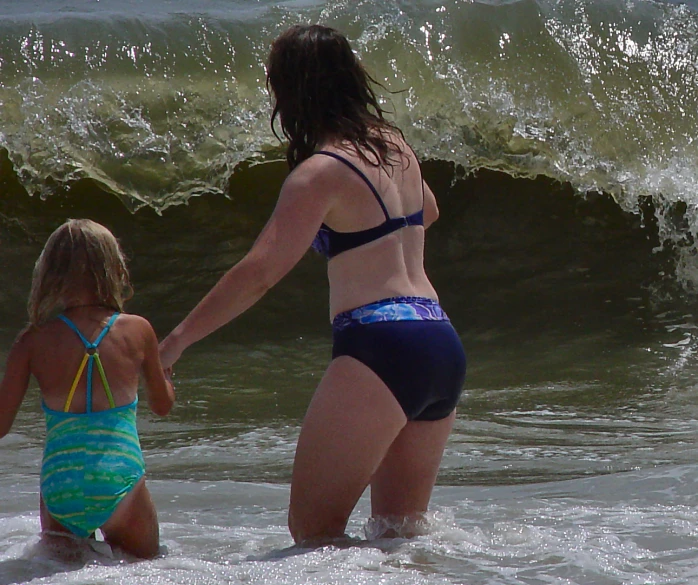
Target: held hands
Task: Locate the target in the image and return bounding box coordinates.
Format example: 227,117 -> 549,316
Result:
159,334 -> 183,370
163,366 -> 175,390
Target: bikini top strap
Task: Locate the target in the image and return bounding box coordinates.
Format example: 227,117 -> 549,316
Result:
59,313 -> 120,413
314,150 -> 391,220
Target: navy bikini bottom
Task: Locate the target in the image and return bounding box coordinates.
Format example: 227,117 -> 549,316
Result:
331,297 -> 466,421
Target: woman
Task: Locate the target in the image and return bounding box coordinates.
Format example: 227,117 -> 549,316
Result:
159,24 -> 466,545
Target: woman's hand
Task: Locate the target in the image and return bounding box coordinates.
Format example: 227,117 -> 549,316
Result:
159,334 -> 183,370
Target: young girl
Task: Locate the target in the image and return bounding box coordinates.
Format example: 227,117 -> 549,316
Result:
0,218 -> 175,559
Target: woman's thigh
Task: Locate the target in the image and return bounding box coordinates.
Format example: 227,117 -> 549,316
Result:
289,355 -> 407,544
370,411 -> 455,523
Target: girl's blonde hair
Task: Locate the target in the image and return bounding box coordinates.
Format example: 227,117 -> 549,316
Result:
28,219 -> 133,326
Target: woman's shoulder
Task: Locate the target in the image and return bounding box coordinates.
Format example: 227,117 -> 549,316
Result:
283,149 -> 352,195
292,144 -> 376,182
324,135 -> 417,167
294,148 -> 350,173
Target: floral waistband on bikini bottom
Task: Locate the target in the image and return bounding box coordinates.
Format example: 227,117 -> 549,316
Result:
332,296 -> 450,332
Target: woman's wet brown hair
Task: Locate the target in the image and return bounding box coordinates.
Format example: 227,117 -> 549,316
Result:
266,24 -> 404,169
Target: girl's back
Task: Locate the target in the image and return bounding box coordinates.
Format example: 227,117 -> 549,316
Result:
30,308 -> 151,413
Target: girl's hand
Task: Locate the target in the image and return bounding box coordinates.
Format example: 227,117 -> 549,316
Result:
163,366 -> 175,388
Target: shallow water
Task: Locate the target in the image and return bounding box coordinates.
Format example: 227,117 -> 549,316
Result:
4,168 -> 698,583
4,467 -> 698,584
4,285 -> 698,583
4,0 -> 698,583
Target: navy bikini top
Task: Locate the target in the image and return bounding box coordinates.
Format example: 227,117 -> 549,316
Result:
310,150 -> 424,259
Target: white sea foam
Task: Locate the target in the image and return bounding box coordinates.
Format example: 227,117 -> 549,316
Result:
2,468 -> 698,585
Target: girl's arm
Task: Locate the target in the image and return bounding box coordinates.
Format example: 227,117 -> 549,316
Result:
159,160 -> 334,369
0,330 -> 32,438
139,318 -> 176,416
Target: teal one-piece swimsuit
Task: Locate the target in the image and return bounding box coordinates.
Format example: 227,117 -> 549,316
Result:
40,313 -> 145,538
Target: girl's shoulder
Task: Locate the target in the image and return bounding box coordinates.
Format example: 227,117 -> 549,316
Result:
91,313 -> 159,356
11,325 -> 35,352
113,312 -> 157,336
35,311 -> 152,331
115,311 -> 150,325
7,324 -> 42,363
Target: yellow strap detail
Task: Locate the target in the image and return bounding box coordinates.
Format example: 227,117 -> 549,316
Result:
93,354 -> 115,409
64,353 -> 89,412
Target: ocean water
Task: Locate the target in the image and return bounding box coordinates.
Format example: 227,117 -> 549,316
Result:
3,0 -> 698,583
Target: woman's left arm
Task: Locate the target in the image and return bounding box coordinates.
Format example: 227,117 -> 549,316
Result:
422,180 -> 439,228
0,330 -> 32,438
159,162 -> 334,368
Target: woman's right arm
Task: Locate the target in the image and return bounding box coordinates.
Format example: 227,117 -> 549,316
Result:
159,160 -> 336,369
0,330 -> 31,438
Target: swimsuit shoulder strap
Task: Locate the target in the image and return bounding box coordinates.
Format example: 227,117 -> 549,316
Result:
58,313 -> 120,413
315,150 -> 391,220
58,314 -> 91,347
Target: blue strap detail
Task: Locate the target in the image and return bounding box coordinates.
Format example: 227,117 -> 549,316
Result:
315,151 -> 391,220
58,314 -> 91,347
93,313 -> 119,347
58,313 -> 120,413
86,353 -> 94,412
58,313 -> 119,350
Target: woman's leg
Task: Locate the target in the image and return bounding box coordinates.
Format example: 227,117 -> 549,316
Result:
101,477 -> 160,559
369,411 -> 455,532
288,355 -> 407,545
